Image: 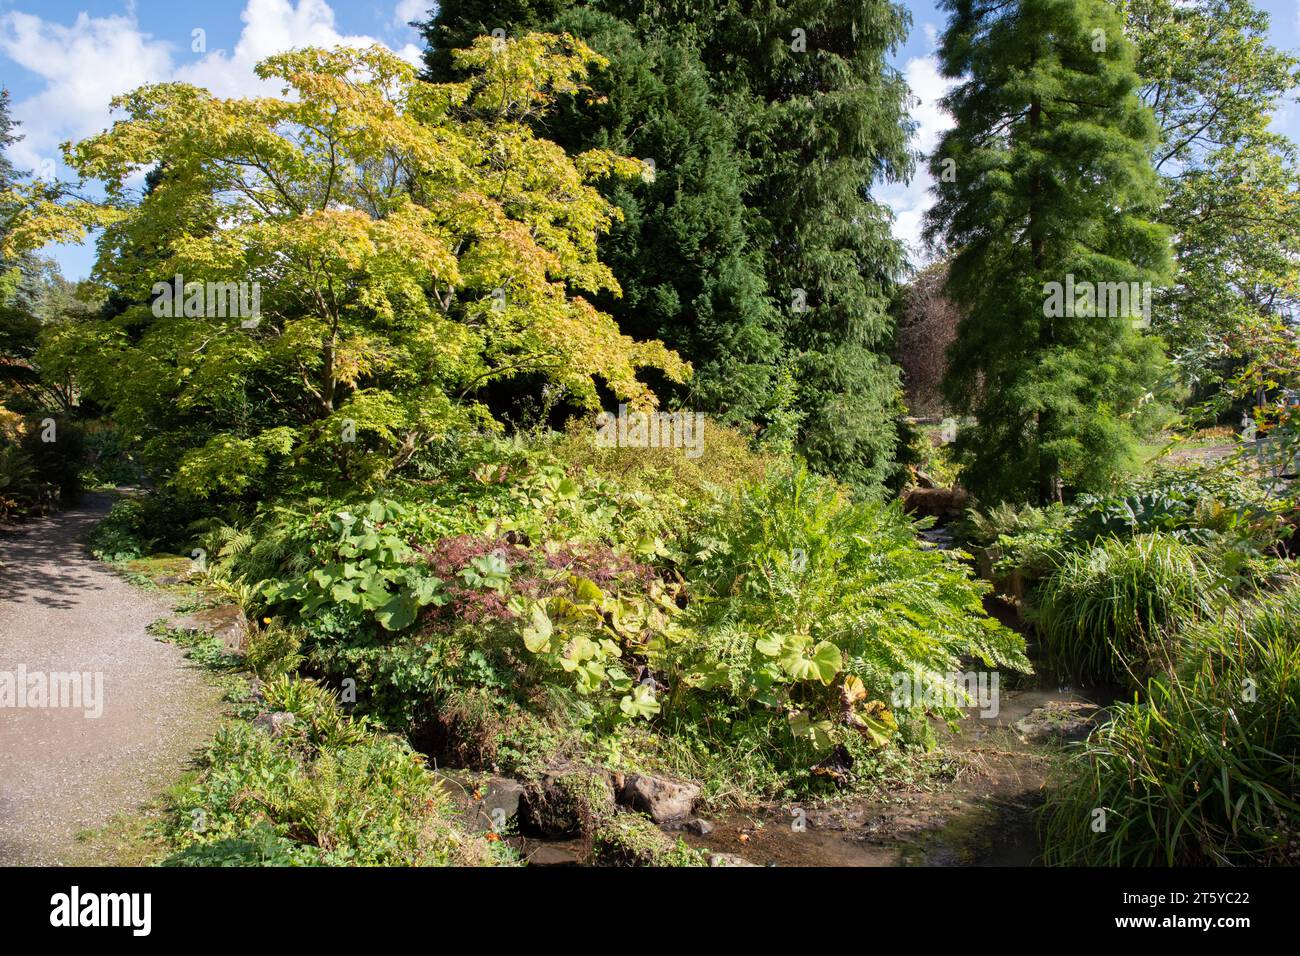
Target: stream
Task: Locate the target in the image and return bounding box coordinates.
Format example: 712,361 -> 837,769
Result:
675,680 -> 1111,867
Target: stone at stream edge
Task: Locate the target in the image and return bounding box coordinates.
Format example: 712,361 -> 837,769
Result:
708,852 -> 758,867
520,768 -> 616,838
434,771 -> 527,833
526,844 -> 582,866
168,605 -> 249,653
440,766 -> 705,837
1013,700 -> 1100,743
614,772 -> 700,823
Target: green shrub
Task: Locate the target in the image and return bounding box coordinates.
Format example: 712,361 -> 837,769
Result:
904,424 -> 962,489
1042,583 -> 1300,865
1070,462 -> 1287,552
0,443 -> 41,517
258,500 -> 449,634
1032,533 -> 1223,686
546,416 -> 775,508
20,415 -> 84,502
960,501 -> 1072,580
162,823 -> 317,867
88,489 -> 211,562
87,498 -> 150,562
162,677 -> 491,867
80,422 -> 143,487
242,620 -> 305,680
200,451 -> 1031,799
671,466 -> 1030,777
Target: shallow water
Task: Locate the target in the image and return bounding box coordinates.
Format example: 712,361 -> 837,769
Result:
675,674 -> 1116,868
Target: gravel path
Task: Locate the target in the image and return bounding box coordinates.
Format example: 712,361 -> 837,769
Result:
0,494 -> 224,865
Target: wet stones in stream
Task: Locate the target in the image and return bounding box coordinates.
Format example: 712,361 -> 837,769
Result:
434,766 -> 724,865
1013,700 -> 1101,744
433,771 -> 527,833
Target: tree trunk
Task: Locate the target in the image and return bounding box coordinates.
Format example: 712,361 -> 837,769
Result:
1029,96 -> 1056,505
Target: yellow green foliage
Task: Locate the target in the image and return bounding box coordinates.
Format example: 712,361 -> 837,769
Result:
21,35 -> 687,497
546,416 -> 775,505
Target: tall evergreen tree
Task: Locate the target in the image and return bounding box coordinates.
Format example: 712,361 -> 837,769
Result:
682,0 -> 917,490
925,0 -> 1171,503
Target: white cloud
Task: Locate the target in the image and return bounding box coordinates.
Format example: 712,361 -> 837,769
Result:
0,11 -> 172,174
176,0 -> 423,99
877,32 -> 956,268
392,0 -> 432,32
905,51 -> 955,155
1,0 -> 422,174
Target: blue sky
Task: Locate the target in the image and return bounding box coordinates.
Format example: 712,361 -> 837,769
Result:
2,0 -> 1297,278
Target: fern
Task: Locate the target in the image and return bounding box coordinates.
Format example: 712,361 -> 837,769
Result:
677,466 -> 1031,747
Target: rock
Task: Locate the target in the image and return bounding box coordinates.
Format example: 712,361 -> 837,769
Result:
436,772 -> 527,832
1014,701 -> 1100,743
683,817 -> 714,836
477,776 -> 526,827
708,852 -> 758,867
615,772 -> 700,823
169,605 -> 249,654
526,844 -> 582,866
592,811 -> 707,866
252,711 -> 296,738
520,767 -> 616,838
902,485 -> 971,521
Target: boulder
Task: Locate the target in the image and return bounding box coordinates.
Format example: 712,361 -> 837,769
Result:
592,811 -> 707,866
435,772 -> 528,832
477,776 -> 526,828
252,711 -> 296,738
520,767 -> 616,838
615,772 -> 700,823
708,852 -> 759,867
169,605 -> 249,654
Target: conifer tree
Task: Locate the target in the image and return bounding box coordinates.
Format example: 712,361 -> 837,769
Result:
925,0 -> 1171,503
684,0 -> 916,490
